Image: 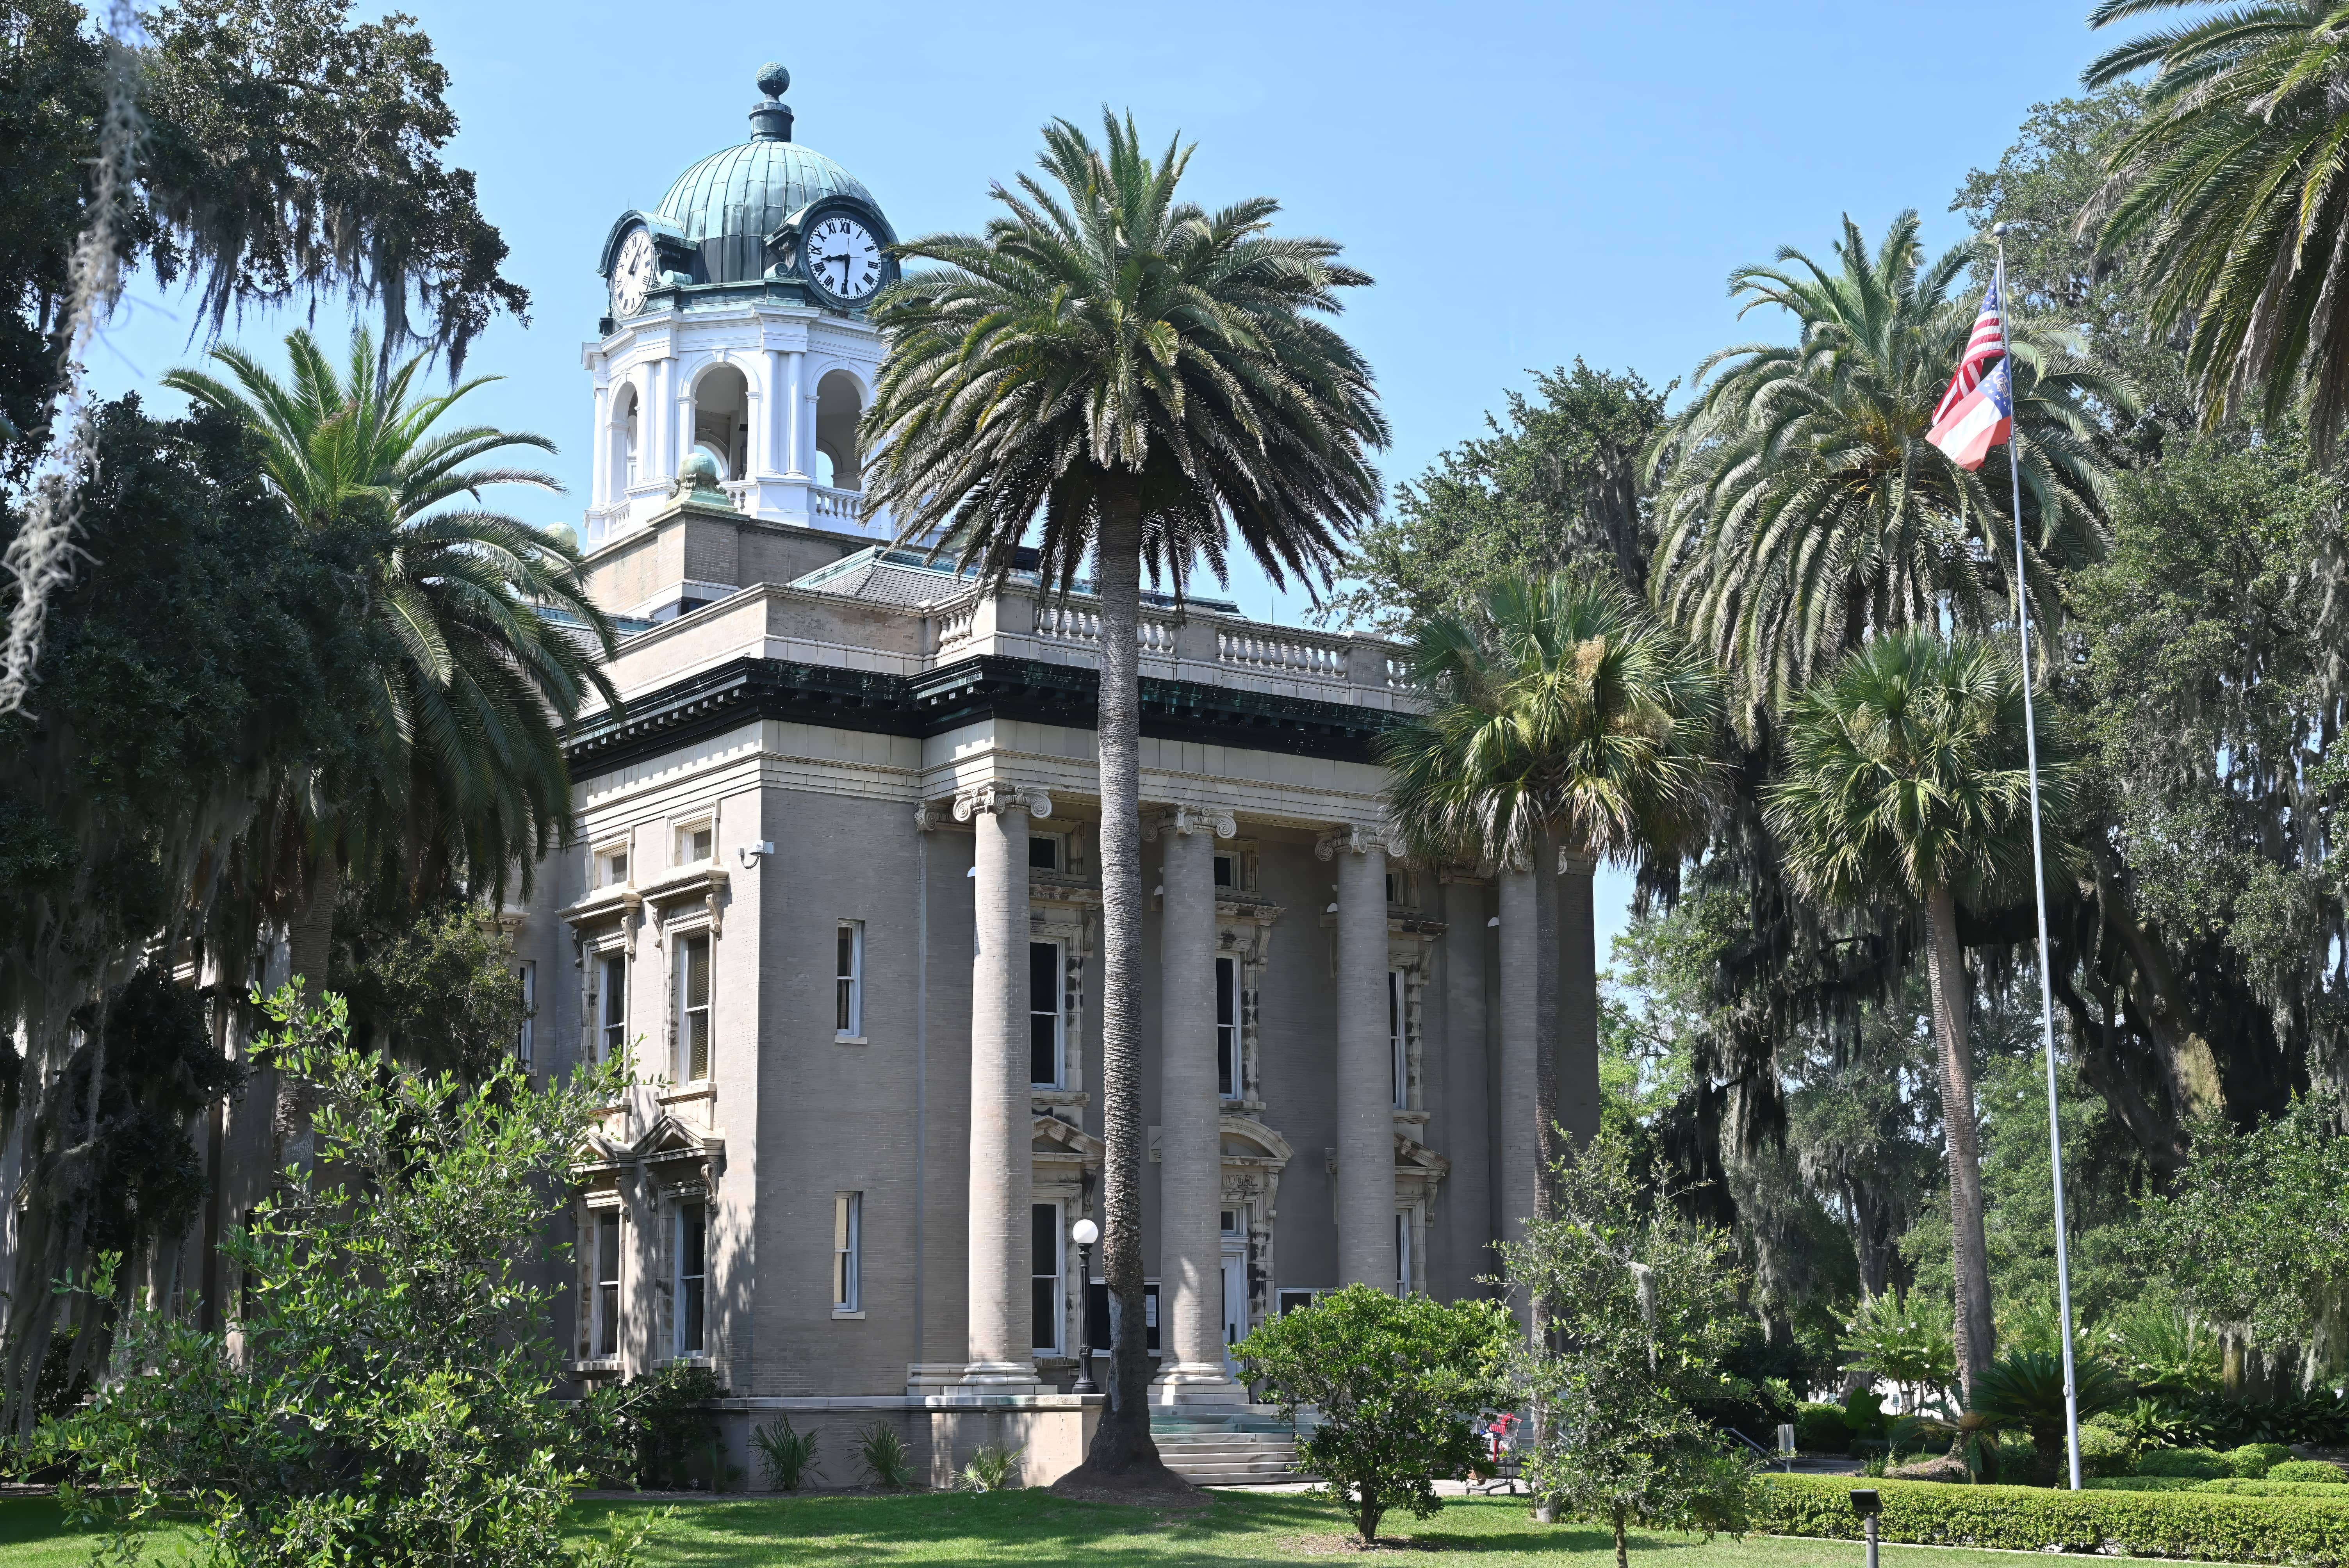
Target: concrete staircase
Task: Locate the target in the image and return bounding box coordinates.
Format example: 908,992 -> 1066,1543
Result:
1151,1408 -> 1316,1488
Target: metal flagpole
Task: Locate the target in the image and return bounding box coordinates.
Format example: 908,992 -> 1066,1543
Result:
1992,222 -> 2086,1489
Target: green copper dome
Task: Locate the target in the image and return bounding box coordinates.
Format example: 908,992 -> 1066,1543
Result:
656,66 -> 876,285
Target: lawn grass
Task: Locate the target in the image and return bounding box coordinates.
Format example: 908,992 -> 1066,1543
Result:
0,1488 -> 2200,1566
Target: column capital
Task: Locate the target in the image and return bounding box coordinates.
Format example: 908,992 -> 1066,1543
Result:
1142,804 -> 1236,841
952,783 -> 1053,823
1314,821 -> 1403,862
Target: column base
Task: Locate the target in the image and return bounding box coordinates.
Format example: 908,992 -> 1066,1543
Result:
956,1359 -> 1045,1392
1147,1361 -> 1246,1407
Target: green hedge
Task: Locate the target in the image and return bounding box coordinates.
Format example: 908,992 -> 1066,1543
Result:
2197,1481 -> 2349,1499
2142,1447 -> 2233,1480
2271,1461 -> 2348,1486
2089,1477 -> 2207,1492
1756,1474 -> 2349,1563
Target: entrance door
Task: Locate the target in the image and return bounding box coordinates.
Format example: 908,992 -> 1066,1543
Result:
1220,1249 -> 1247,1374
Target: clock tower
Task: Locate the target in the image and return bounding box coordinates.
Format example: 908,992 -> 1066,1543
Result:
580,63 -> 900,564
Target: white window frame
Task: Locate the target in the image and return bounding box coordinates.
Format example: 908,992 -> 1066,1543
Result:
593,1208 -> 623,1358
675,931 -> 712,1084
836,921 -> 864,1039
676,1201 -> 707,1357
596,843 -> 631,889
1216,955 -> 1240,1100
1030,1200 -> 1064,1354
1213,851 -> 1237,889
676,817 -> 714,867
597,949 -> 627,1063
1395,1212 -> 1414,1297
833,1192 -> 861,1313
1388,968 -> 1407,1110
1029,939 -> 1065,1089
1276,1286 -> 1328,1317
515,960 -> 535,1064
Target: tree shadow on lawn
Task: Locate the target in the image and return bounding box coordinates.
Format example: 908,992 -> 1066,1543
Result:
565,1492 -> 1704,1563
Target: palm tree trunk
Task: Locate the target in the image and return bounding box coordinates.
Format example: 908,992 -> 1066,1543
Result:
1064,494 -> 1177,1490
1922,885 -> 1994,1399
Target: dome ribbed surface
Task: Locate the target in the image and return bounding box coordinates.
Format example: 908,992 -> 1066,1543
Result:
657,141 -> 873,283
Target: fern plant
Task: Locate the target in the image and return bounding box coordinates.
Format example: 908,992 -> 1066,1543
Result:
958,1443 -> 1023,1492
752,1417 -> 822,1492
854,1424 -> 915,1489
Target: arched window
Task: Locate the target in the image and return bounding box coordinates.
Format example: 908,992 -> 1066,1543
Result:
692,364 -> 750,480
815,370 -> 863,490
611,385 -> 640,495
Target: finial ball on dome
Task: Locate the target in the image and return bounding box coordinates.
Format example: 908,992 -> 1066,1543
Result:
756,62 -> 790,99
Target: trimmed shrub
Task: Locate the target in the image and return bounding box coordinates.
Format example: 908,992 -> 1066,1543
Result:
1794,1402 -> 1850,1452
1756,1473 -> 2349,1561
2086,1477 -> 2203,1492
2139,1446 -> 2231,1479
2272,1460 -> 2349,1485
2228,1443 -> 2296,1479
2078,1423 -> 2135,1478
2195,1479 -> 2349,1498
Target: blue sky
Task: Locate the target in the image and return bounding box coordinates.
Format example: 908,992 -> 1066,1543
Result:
84,0 -> 2121,953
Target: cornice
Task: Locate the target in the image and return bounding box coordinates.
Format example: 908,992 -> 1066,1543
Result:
565,655 -> 1408,776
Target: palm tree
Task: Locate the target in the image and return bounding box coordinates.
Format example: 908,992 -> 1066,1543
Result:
860,113 -> 1385,1490
1647,211 -> 2128,731
1381,571 -> 1718,1520
165,329 -> 617,989
1973,1349 -> 2126,1488
2085,2 -> 2349,466
1384,571 -> 1720,1178
1764,628 -> 2066,1399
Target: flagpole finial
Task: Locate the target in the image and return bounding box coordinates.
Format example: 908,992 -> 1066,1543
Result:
1993,222 -> 2010,238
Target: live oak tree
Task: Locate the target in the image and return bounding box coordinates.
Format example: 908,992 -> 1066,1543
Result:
862,111 -> 1384,1491
1233,1285 -> 1515,1546
1501,1129 -> 1757,1568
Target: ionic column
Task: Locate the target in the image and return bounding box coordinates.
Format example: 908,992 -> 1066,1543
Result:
1321,825 -> 1395,1290
955,782 -> 1051,1389
1150,805 -> 1239,1403
1496,859 -> 1541,1254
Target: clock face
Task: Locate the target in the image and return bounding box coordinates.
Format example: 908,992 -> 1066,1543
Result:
611,227 -> 657,318
804,214 -> 884,301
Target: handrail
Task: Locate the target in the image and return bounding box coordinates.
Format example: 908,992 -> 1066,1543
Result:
1721,1426 -> 1790,1472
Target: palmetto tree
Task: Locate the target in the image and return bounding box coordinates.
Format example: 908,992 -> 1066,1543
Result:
2086,1 -> 2349,465
1764,628 -> 2066,1399
1647,211 -> 2128,731
861,113 -> 1385,1488
165,329 -> 616,989
1385,572 -> 1719,1213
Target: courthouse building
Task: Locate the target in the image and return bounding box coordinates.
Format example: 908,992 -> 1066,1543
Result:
506,64 -> 1599,1481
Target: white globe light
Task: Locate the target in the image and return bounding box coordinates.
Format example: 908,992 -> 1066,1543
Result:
1071,1219 -> 1100,1247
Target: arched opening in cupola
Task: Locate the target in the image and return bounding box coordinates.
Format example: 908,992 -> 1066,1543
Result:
692,364 -> 750,480
815,370 -> 863,491
608,384 -> 640,496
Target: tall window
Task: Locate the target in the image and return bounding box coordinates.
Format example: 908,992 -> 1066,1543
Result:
598,952 -> 627,1062
1216,956 -> 1240,1099
676,934 -> 711,1083
678,821 -> 713,864
1213,852 -> 1236,889
595,1210 -> 622,1357
1029,941 -> 1063,1087
1028,833 -> 1062,873
677,1202 -> 707,1355
832,1193 -> 861,1311
836,922 -> 864,1038
598,845 -> 629,888
515,960 -> 535,1064
1388,968 -> 1406,1108
1395,1212 -> 1413,1297
1030,1202 -> 1063,1353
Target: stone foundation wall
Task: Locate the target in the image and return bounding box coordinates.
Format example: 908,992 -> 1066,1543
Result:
704,1394 -> 1102,1491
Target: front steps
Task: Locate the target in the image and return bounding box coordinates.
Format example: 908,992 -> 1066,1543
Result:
1151,1407 -> 1317,1488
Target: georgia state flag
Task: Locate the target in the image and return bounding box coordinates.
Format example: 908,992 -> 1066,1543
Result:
1927,356 -> 2012,472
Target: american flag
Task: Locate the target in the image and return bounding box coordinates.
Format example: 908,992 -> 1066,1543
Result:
1933,276 -> 2005,427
